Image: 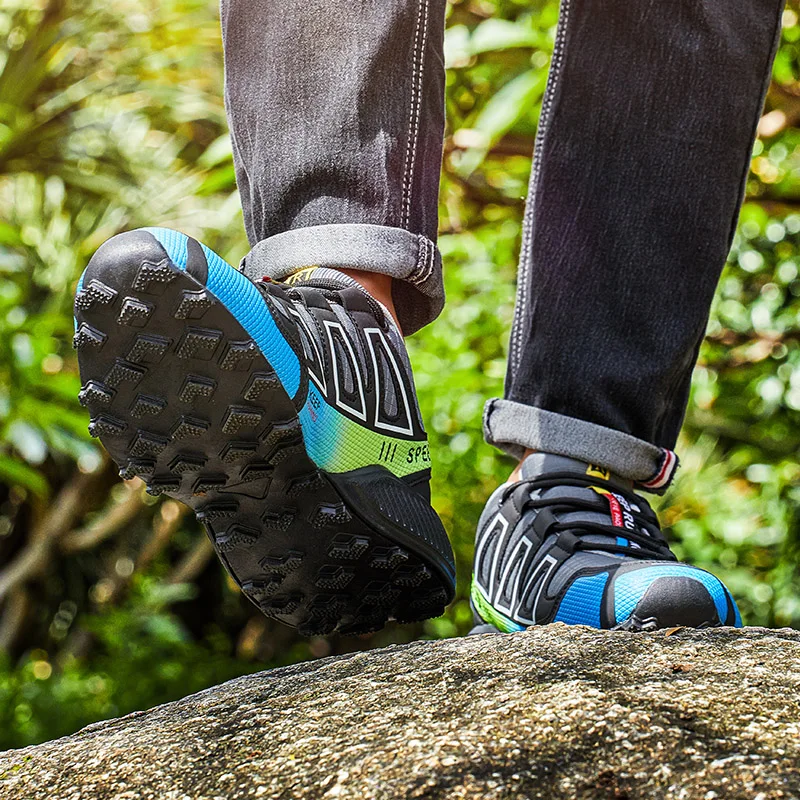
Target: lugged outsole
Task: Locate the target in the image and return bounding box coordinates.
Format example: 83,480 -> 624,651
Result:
468,616 -> 725,635
611,614 -> 722,633
74,231 -> 455,635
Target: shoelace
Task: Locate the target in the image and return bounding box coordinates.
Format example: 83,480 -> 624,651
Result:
505,472 -> 676,561
257,279 -> 390,331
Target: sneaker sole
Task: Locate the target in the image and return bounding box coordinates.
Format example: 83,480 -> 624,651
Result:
74,229 -> 456,636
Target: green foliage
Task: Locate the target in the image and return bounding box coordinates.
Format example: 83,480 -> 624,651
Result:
0,579 -> 259,748
2,0 -> 800,751
0,0 -> 238,494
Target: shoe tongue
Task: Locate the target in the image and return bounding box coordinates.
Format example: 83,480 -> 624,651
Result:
520,452 -> 645,555
519,452 -> 632,491
284,266 -> 398,327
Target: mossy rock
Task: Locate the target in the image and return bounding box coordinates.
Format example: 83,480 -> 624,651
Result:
1,625 -> 799,799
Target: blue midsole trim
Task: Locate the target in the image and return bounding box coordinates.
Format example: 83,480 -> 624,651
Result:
143,227 -> 301,398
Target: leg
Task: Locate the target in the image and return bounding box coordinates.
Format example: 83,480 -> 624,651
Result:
472,0 -> 784,634
221,0 -> 447,336
75,0 -> 456,636
486,0 -> 785,491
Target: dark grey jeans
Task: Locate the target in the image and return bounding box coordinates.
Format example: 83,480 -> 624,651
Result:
221,0 -> 784,492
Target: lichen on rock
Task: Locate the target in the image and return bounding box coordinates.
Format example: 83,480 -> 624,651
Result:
1,625 -> 799,799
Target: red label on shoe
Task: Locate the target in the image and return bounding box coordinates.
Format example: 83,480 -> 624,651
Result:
592,487 -> 634,530
605,492 -> 624,528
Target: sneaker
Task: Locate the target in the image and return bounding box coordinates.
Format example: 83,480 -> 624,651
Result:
470,453 -> 741,633
74,227 -> 455,635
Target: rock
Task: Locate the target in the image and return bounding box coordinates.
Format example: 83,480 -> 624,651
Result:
1,625 -> 799,799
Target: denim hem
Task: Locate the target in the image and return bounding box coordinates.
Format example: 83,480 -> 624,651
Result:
483,398 -> 679,494
240,223 -> 444,335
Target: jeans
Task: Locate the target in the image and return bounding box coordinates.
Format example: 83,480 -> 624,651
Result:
220,0 -> 784,492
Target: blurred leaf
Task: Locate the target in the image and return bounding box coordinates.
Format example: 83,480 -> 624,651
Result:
470,18 -> 545,54
0,452 -> 48,497
454,68 -> 546,176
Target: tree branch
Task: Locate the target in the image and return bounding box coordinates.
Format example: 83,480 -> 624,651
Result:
0,470 -> 99,603
60,480 -> 146,554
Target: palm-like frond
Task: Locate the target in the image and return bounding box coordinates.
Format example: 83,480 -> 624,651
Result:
0,0 -> 236,488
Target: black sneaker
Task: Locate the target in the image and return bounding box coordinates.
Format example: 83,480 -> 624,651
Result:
470,453 -> 741,633
74,227 -> 455,635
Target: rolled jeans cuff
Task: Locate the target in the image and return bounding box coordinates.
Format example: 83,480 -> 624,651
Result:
483,399 -> 679,494
240,223 -> 444,335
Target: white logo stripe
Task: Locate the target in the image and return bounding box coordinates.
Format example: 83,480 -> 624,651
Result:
514,554 -> 558,626
289,308 -> 327,394
364,328 -> 414,436
494,536 -> 532,617
487,514 -> 514,600
474,512 -> 507,598
323,319 -> 367,421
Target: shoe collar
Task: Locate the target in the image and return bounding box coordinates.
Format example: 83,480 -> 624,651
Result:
519,452 -> 634,492
281,267 -> 398,334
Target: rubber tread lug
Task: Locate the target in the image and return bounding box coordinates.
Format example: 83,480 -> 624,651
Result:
176,328 -> 222,360
133,258 -> 176,294
118,297 -> 153,327
79,381 -> 113,407
105,359 -> 145,389
261,419 -> 302,448
261,508 -> 296,530
73,323 -> 106,351
215,524 -> 259,552
172,416 -> 210,440
127,335 -> 170,364
314,565 -> 355,590
178,376 -> 216,404
196,501 -> 239,522
240,463 -> 273,483
391,564 -> 431,587
130,394 -> 166,419
328,534 -> 369,561
119,459 -> 155,480
193,476 -> 227,495
259,550 -> 304,575
221,442 -> 258,463
88,415 -> 126,438
262,594 -> 302,618
286,471 -> 325,497
222,406 -> 263,435
219,340 -> 257,371
242,578 -> 283,605
244,371 -> 280,401
369,546 -> 409,570
75,279 -> 117,311
169,455 -> 206,474
174,289 -> 215,320
146,476 -> 181,496
129,431 -> 168,458
310,503 -> 352,529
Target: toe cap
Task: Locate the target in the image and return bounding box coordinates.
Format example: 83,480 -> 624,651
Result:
612,564 -> 741,629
